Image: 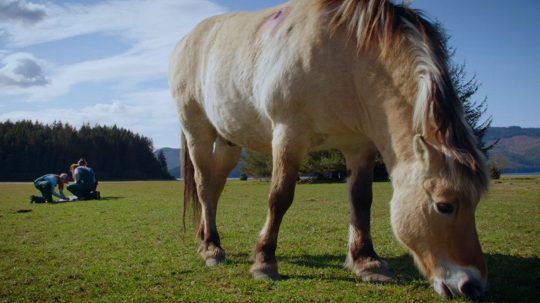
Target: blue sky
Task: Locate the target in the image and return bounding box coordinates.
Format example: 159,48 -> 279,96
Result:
1,0 -> 538,148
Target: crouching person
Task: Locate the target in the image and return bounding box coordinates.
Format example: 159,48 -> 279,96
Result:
68,162 -> 99,200
31,173 -> 69,203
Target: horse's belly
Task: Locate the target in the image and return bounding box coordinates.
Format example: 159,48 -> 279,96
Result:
206,101 -> 273,153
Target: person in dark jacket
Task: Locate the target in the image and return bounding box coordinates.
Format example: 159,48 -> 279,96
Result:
77,159 -> 98,191
30,173 -> 69,203
67,159 -> 100,200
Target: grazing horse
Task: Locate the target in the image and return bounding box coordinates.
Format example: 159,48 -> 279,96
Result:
169,0 -> 489,299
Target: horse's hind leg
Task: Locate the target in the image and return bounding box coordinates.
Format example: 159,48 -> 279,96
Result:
250,125 -> 307,280
343,148 -> 396,282
184,127 -> 241,266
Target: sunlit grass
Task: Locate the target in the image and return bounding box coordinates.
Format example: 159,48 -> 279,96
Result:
0,178 -> 538,302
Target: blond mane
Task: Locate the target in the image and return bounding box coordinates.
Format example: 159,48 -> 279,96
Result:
318,0 -> 488,191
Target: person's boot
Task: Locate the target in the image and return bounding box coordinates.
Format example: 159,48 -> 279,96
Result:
31,196 -> 46,203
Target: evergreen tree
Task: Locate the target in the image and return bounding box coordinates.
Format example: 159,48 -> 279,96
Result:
300,149 -> 346,181
0,121 -> 172,181
241,150 -> 272,179
439,23 -> 495,156
157,150 -> 173,179
373,154 -> 388,181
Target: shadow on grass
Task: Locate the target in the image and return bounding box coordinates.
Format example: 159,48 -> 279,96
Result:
278,253 -> 540,302
226,252 -> 251,265
282,254 -> 419,283
98,196 -> 123,201
49,196 -> 124,204
283,254 -> 344,270
483,253 -> 540,303
15,209 -> 32,213
192,250 -> 538,301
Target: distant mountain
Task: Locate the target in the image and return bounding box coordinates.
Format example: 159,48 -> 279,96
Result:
486,127 -> 540,173
154,148 -> 243,179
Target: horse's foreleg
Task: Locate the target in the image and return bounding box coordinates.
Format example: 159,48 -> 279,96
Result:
343,149 -> 396,283
250,125 -> 306,280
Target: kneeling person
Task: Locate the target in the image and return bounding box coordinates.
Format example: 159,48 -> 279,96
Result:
68,164 -> 97,200
31,173 -> 69,203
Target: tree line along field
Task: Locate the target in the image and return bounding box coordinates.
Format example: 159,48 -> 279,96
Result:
0,178 -> 538,302
0,121 -> 173,181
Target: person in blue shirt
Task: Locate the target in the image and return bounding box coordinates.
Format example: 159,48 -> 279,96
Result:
30,173 -> 69,203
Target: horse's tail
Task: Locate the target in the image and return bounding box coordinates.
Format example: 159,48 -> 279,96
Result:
181,132 -> 200,232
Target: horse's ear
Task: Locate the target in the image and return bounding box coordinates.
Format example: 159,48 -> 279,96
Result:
413,134 -> 435,165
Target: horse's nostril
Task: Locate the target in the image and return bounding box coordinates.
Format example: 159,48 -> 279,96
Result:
459,279 -> 484,299
440,283 -> 453,299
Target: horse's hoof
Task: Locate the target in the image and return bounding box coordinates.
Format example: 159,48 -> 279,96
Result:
359,269 -> 396,283
250,263 -> 281,280
358,261 -> 396,283
199,244 -> 225,266
205,257 -> 223,267
347,258 -> 396,283
252,270 -> 281,280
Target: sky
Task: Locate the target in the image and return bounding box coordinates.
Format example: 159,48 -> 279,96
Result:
1,0 -> 539,148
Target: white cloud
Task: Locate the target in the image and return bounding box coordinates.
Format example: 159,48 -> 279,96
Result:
0,0 -> 226,147
0,89 -> 181,147
0,52 -> 49,88
0,0 -> 46,25
2,0 -> 224,47
22,50 -> 163,101
0,0 -> 225,101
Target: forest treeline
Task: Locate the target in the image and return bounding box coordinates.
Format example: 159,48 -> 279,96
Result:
0,121 -> 172,181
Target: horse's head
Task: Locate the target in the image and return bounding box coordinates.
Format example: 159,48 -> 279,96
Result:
390,135 -> 487,299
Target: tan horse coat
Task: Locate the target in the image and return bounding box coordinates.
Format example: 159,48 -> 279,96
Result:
170,0 -> 488,299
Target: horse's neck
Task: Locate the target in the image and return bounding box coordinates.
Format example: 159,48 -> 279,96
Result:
338,60 -> 420,175
373,119 -> 415,177
358,66 -> 417,175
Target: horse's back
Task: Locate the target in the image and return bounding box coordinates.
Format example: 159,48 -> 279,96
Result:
170,0 -> 371,153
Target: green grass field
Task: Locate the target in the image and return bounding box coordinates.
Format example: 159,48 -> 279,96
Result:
0,178 -> 538,302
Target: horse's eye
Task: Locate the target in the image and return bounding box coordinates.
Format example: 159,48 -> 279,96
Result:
435,202 -> 455,215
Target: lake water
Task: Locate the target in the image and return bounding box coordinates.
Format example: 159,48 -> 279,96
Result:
501,171 -> 540,176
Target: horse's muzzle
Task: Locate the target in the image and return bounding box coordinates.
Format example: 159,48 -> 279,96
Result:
434,276 -> 487,300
